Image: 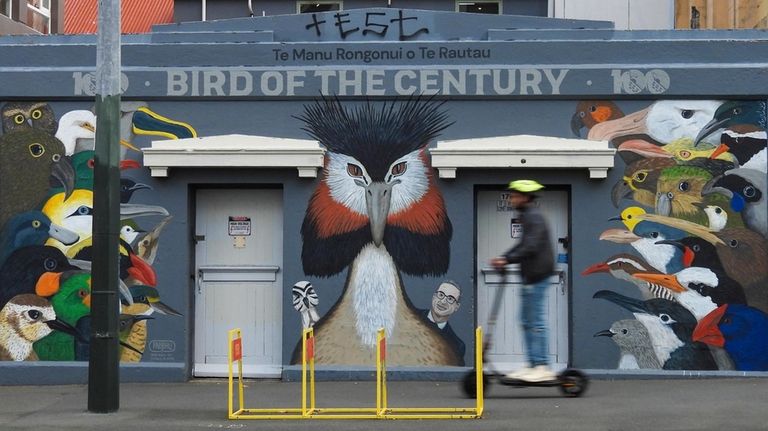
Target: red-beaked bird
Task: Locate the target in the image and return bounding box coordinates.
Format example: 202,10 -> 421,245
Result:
295,97 -> 459,366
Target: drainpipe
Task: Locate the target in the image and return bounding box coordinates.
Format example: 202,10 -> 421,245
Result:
202,0 -> 206,21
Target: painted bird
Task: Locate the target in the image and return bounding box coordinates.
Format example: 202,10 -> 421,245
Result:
582,253 -> 676,301
0,210 -> 79,268
1,101 -> 57,135
0,129 -> 75,230
693,304 -> 768,371
593,290 -> 717,370
54,110 -> 96,156
128,284 -> 182,316
294,97 -> 458,366
120,178 -> 152,204
571,100 -> 624,138
654,165 -> 732,225
588,100 -> 724,147
119,312 -> 153,362
32,271 -> 92,361
0,294 -> 79,361
594,319 -> 662,369
703,168 -> 767,238
695,101 -> 767,172
0,245 -> 81,311
611,158 -> 676,208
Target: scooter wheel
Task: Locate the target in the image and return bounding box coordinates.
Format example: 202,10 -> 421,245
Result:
461,370 -> 489,398
558,369 -> 589,397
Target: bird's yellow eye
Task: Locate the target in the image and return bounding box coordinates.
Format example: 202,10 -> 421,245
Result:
347,163 -> 363,177
32,220 -> 41,228
31,109 -> 42,120
391,161 -> 407,176
14,114 -> 25,124
28,143 -> 45,157
633,171 -> 648,182
678,150 -> 691,160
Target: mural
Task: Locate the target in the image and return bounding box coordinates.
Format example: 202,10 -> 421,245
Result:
0,101 -> 195,362
583,99 -> 768,371
292,97 -> 463,366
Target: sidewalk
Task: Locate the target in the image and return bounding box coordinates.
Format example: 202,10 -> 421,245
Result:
1,377 -> 766,431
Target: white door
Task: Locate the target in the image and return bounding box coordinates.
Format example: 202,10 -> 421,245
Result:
476,189 -> 569,372
194,189 -> 283,377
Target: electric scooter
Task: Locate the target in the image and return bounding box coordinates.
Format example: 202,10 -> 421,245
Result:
461,267 -> 589,398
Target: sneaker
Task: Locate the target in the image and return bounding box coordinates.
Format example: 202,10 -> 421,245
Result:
516,365 -> 557,383
504,367 -> 533,380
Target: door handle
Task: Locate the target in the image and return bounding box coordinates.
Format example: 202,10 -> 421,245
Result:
558,271 -> 566,295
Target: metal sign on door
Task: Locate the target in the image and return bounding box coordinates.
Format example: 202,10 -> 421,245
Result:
228,216 -> 251,235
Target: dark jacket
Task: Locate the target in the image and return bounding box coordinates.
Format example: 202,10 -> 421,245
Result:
503,204 -> 555,284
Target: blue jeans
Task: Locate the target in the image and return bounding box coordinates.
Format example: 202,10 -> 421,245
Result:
520,279 -> 550,367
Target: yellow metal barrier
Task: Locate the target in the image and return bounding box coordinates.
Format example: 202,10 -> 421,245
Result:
227,326 -> 484,420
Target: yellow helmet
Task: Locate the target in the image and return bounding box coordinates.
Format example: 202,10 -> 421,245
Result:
507,179 -> 545,193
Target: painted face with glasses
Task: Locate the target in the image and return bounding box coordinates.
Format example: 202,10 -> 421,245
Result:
430,281 -> 461,323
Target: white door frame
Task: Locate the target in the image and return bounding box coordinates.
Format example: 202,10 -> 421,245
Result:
475,188 -> 570,373
193,188 -> 283,378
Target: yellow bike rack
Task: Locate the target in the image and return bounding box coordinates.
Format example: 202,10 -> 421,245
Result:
228,326 -> 484,420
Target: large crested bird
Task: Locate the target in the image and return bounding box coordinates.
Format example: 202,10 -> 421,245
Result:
582,253 -> 675,301
693,304 -> 768,371
594,319 -> 661,369
593,290 -> 717,370
571,100 -> 624,138
0,210 -> 79,268
1,101 -> 57,135
703,168 -> 767,238
0,245 -> 80,311
611,158 -> 676,208
588,100 -> 723,147
0,294 -> 79,361
294,97 -> 457,366
0,129 -> 75,230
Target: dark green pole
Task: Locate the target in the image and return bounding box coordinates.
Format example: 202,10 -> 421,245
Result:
88,0 -> 121,413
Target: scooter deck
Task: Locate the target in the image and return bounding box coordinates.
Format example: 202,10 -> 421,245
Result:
498,376 -> 562,387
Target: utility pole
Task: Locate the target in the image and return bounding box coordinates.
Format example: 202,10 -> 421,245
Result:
88,0 -> 121,413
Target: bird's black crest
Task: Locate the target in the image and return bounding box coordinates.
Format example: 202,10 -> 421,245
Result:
296,96 -> 452,179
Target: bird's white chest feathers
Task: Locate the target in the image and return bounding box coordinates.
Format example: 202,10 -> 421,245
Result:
635,314 -> 684,365
0,329 -> 34,361
677,291 -> 716,320
632,239 -> 675,273
743,147 -> 767,173
350,244 -> 399,346
618,354 -> 640,369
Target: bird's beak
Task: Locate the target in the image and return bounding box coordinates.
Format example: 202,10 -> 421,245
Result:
47,222 -> 80,246
599,228 -> 640,244
581,262 -> 610,276
608,215 -> 623,221
694,117 -> 728,147
593,329 -> 614,338
587,106 -> 650,143
151,301 -> 183,317
692,304 -> 727,347
655,192 -> 673,216
701,175 -> 729,198
617,139 -> 671,158
120,203 -> 170,220
570,112 -> 585,137
119,139 -> 141,152
611,179 -> 634,208
709,143 -> 730,159
35,271 -> 62,297
127,254 -> 157,287
50,155 -> 76,200
632,272 -> 687,293
365,182 -> 393,247
593,290 -> 649,313
129,182 -> 152,192
45,318 -> 86,342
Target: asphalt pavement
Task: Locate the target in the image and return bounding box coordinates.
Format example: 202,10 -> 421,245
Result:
1,376 -> 767,431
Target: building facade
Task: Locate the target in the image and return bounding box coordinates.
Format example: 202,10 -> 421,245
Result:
0,9 -> 766,384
